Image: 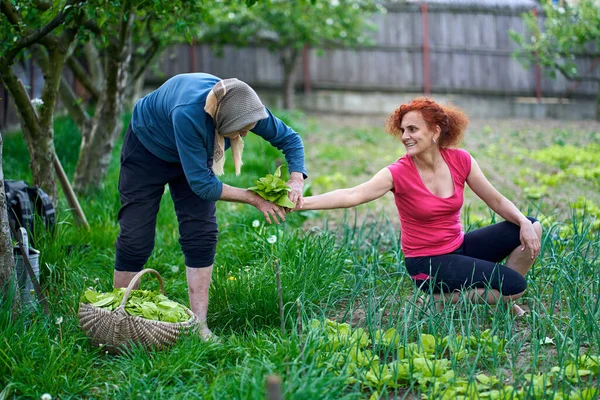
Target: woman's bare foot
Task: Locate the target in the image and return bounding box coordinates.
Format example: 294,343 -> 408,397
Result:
511,303 -> 527,318
415,295 -> 445,313
197,321 -> 220,342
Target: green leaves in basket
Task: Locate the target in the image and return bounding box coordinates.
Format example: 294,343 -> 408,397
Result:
81,288 -> 190,323
248,165 -> 295,208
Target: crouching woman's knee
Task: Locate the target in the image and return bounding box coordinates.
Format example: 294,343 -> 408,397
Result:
503,275 -> 527,300
527,216 -> 543,239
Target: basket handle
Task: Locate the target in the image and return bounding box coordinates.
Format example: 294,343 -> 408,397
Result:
118,268 -> 165,308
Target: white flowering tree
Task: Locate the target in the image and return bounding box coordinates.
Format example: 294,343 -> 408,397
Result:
510,0 -> 600,119
199,0 -> 383,109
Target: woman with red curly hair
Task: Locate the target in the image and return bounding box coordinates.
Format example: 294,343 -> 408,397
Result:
298,98 -> 542,315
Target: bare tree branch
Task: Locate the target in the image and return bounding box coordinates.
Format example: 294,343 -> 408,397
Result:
133,40 -> 160,81
0,0 -> 21,29
0,64 -> 41,136
555,61 -> 600,83
66,55 -> 101,99
81,19 -> 102,36
34,0 -> 52,11
59,73 -> 91,128
31,41 -> 91,128
83,41 -> 104,91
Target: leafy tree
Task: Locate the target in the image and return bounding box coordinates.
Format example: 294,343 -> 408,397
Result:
199,0 -> 383,109
0,0 -> 84,203
58,1 -> 211,194
510,0 -> 600,119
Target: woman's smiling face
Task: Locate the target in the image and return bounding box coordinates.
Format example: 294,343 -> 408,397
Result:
399,111 -> 439,155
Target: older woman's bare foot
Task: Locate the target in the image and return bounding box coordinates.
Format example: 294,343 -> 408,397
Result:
196,321 -> 220,342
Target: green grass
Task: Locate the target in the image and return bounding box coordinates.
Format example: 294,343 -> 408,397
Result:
1,113 -> 600,399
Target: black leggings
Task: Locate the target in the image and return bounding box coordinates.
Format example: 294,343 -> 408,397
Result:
405,217 -> 537,296
115,125 -> 218,272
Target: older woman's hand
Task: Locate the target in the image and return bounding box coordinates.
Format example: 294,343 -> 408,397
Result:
286,172 -> 305,209
253,196 -> 286,225
520,221 -> 540,259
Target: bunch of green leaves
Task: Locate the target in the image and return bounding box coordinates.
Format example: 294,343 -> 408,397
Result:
81,288 -> 191,323
248,165 -> 295,208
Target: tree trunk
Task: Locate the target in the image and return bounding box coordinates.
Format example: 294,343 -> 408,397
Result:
72,15 -> 133,194
0,133 -> 18,303
596,87 -> 600,121
0,62 -> 58,204
84,40 -> 104,93
124,70 -> 145,110
281,48 -> 300,110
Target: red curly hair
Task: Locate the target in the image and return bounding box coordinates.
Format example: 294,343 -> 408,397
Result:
385,97 -> 469,148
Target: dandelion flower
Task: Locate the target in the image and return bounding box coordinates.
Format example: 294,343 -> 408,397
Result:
55,317 -> 63,325
267,235 -> 277,244
171,265 -> 180,273
228,276 -> 236,281
41,394 -> 52,400
252,220 -> 260,228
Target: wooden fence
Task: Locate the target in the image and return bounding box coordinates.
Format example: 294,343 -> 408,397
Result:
150,2 -> 599,99
2,2 -> 599,129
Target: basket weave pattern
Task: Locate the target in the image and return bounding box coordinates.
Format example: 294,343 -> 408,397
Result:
78,269 -> 198,354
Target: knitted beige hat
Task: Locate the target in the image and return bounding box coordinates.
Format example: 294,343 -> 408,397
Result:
210,79 -> 268,176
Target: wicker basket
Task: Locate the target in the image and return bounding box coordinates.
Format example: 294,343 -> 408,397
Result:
78,268 -> 198,354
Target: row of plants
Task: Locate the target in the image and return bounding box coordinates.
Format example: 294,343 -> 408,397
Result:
309,319 -> 600,399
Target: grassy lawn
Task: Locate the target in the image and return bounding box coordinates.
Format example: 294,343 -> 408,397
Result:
1,111 -> 599,399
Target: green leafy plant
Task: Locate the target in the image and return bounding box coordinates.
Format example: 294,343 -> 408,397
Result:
81,288 -> 191,323
509,0 -> 600,120
248,165 -> 295,208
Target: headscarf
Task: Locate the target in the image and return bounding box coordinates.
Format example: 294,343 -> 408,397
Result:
207,78 -> 268,176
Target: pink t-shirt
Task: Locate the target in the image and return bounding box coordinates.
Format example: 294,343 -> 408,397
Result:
387,148 -> 472,257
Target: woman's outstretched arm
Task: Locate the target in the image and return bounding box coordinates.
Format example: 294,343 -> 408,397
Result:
466,156 -> 540,258
299,167 -> 394,210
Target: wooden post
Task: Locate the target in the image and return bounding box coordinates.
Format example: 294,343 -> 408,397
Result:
53,155 -> 90,230
302,45 -> 311,95
265,375 -> 282,400
532,8 -> 542,102
275,259 -> 285,334
189,39 -> 197,73
421,1 -> 431,95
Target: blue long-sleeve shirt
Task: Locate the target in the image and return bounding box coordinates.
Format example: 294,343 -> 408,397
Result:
130,73 -> 307,201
